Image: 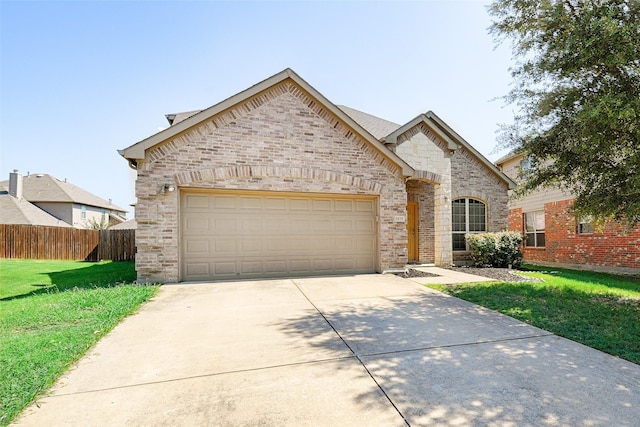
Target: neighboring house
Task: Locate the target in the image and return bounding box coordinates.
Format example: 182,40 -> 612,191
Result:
110,218 -> 137,230
496,152 -> 640,274
0,173 -> 72,227
0,171 -> 127,229
119,68 -> 514,283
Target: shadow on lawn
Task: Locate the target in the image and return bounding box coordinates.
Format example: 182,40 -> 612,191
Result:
1,261 -> 136,301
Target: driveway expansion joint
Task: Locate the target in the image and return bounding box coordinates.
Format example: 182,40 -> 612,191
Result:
291,279 -> 411,426
357,332 -> 556,359
48,356 -> 360,398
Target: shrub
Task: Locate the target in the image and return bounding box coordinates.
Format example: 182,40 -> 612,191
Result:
465,231 -> 524,268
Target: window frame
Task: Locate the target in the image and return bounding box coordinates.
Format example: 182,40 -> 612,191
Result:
519,156 -> 533,173
577,216 -> 594,234
452,198 -> 487,252
524,210 -> 545,248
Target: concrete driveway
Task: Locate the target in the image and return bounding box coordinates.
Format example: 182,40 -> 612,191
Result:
14,274 -> 640,426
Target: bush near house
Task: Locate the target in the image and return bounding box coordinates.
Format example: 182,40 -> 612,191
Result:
466,231 -> 523,268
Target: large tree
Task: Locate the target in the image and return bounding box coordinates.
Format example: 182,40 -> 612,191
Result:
489,0 -> 640,225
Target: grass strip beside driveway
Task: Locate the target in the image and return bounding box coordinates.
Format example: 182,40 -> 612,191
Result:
427,266 -> 640,365
0,260 -> 158,426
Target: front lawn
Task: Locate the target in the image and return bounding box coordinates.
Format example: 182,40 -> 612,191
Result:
0,260 -> 158,426
427,265 -> 640,365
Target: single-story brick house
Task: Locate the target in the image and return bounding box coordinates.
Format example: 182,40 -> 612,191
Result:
497,152 -> 640,275
120,69 -> 514,283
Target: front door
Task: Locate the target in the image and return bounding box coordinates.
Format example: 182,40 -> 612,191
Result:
406,202 -> 418,262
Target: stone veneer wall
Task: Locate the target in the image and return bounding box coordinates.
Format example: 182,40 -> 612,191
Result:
394,127 -> 453,265
134,80 -> 408,283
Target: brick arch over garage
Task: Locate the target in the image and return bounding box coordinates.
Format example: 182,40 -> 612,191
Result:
175,165 -> 384,193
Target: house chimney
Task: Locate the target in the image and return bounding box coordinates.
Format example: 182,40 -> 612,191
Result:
9,170 -> 23,199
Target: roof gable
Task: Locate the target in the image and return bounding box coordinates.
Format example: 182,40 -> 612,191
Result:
0,174 -> 127,212
0,193 -> 72,227
384,112 -> 515,189
119,68 -> 414,176
495,151 -> 523,166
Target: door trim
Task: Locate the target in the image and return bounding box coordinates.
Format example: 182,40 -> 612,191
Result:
407,202 -> 418,262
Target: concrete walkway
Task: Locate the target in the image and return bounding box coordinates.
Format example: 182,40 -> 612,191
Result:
13,273 -> 640,426
406,266 -> 499,285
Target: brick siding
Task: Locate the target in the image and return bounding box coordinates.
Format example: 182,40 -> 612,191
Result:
509,200 -> 640,273
451,146 -> 510,264
135,80 -> 408,282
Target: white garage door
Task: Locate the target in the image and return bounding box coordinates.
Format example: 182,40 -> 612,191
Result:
180,191 -> 378,281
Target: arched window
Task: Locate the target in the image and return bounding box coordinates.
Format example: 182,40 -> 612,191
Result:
452,198 -> 486,251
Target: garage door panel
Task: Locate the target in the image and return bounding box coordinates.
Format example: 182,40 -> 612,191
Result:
214,261 -> 237,275
185,216 -> 211,232
185,262 -> 210,277
265,218 -> 289,232
312,259 -> 333,270
213,239 -> 236,254
240,218 -> 263,234
289,259 -> 312,272
239,239 -> 263,252
290,199 -> 311,210
356,238 -> 376,251
265,198 -> 287,210
311,220 -> 333,233
333,238 -> 354,250
312,199 -> 332,211
288,218 -> 309,233
185,194 -> 210,209
356,200 -> 375,212
186,239 -> 210,255
181,192 -> 377,281
356,256 -> 376,269
356,219 -> 376,232
265,260 -> 288,273
334,199 -> 354,211
214,196 -> 238,209
334,219 -> 354,232
290,238 -> 313,251
241,261 -> 265,274
240,197 -> 262,209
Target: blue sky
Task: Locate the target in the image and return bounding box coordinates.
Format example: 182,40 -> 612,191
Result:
1,0 -> 514,215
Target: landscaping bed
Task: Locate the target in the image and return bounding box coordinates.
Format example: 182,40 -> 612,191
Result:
445,266 -> 542,282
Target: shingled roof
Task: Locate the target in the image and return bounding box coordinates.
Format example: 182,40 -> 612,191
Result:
0,193 -> 72,227
0,174 -> 126,212
337,106 -> 401,140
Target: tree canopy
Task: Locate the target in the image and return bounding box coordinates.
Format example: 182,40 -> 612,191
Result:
489,0 -> 640,225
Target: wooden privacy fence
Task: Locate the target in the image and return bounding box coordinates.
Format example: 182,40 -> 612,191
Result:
0,224 -> 135,261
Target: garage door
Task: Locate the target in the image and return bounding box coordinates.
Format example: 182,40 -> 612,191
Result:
180,191 -> 378,281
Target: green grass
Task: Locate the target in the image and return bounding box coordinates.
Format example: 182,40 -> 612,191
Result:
427,265 -> 640,365
0,260 -> 158,426
0,259 -> 138,299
